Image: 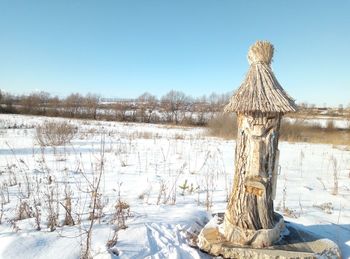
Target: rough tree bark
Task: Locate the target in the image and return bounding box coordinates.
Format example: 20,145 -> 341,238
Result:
224,112 -> 281,245
198,41 -> 296,254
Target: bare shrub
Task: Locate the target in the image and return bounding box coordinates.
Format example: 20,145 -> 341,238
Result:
113,200 -> 130,230
0,183 -> 10,204
203,165 -> 216,211
46,187 -> 59,232
17,199 -> 34,220
276,174 -> 298,218
283,207 -> 298,218
32,176 -> 42,231
81,134 -> 105,259
33,198 -> 41,230
313,202 -> 333,214
106,227 -> 119,256
7,164 -> 18,186
88,191 -> 103,221
204,174 -> 214,211
164,163 -> 187,205
106,183 -> 130,257
36,121 -> 77,146
207,113 -> 237,139
62,184 -> 75,226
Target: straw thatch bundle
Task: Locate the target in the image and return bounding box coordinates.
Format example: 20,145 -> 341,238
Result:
224,41 -> 297,114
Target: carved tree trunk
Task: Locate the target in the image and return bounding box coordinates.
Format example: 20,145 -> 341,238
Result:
198,41 -> 296,253
224,112 -> 281,243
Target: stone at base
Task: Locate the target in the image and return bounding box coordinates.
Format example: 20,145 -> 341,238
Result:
223,214 -> 285,248
197,215 -> 341,259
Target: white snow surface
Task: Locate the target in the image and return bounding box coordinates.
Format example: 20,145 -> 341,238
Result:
0,114 -> 350,259
284,116 -> 350,129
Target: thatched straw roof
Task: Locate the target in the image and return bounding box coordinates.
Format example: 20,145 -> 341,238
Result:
224,41 -> 297,114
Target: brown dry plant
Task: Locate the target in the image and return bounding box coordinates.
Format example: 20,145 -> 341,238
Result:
36,121 -> 77,146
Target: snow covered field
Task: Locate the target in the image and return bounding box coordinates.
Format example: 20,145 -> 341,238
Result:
0,114 -> 350,258
284,116 -> 350,129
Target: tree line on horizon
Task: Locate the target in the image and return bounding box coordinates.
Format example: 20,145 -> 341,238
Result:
0,89 -> 348,126
0,90 -> 233,125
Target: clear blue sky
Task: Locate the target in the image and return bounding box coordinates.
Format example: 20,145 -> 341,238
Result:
0,0 -> 349,106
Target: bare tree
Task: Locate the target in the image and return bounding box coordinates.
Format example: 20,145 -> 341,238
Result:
37,91 -> 51,113
209,92 -> 231,113
137,92 -> 158,123
84,94 -> 100,119
194,95 -> 211,125
113,102 -> 129,121
19,93 -> 39,114
64,93 -> 84,117
47,95 -> 61,116
18,92 -> 51,115
161,90 -> 188,124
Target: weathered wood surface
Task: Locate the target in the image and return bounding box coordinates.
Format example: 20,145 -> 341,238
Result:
224,112 -> 281,244
224,41 -> 297,114
198,41 -> 297,254
198,215 -> 341,258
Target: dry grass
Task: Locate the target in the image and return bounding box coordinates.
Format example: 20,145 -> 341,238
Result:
207,113 -> 237,139
224,41 -> 297,114
280,120 -> 350,146
36,121 -> 77,146
207,115 -> 350,146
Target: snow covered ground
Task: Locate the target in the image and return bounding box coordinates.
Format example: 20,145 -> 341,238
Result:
284,116 -> 350,129
0,114 -> 349,258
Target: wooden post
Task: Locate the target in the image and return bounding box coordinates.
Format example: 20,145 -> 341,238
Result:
223,113 -> 282,246
227,113 -> 280,227
198,41 -> 296,252
222,41 -> 297,247
197,42 -> 342,258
